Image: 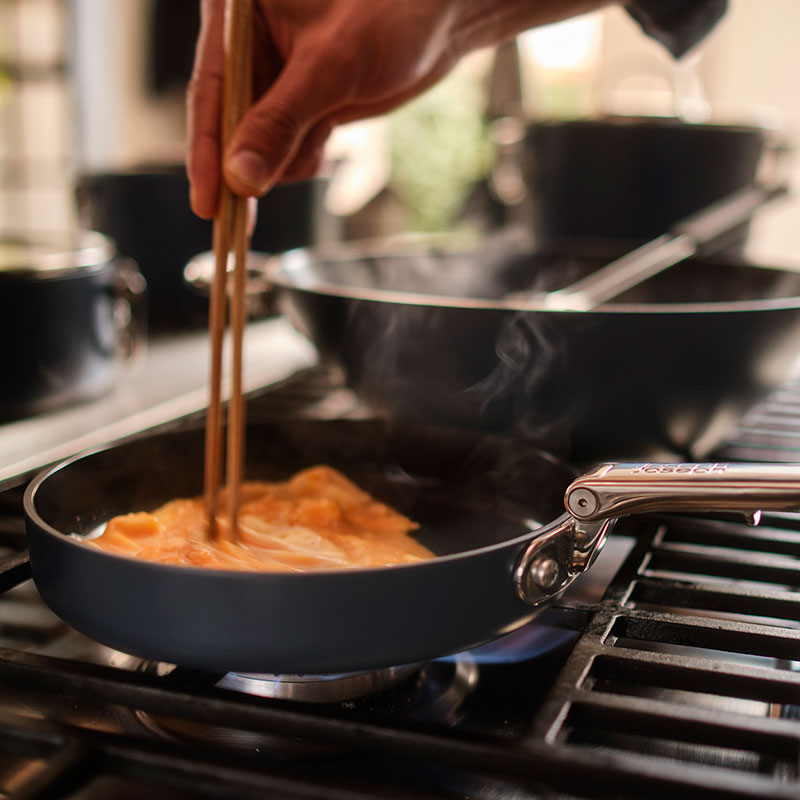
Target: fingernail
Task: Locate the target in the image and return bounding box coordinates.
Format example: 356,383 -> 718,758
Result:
226,150 -> 271,193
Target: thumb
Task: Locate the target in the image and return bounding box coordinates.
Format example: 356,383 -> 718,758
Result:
223,64 -> 331,196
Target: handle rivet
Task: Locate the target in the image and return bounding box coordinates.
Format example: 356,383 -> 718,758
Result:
567,488 -> 599,518
529,556 -> 560,590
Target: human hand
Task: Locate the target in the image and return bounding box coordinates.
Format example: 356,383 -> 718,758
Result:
186,0 -> 613,219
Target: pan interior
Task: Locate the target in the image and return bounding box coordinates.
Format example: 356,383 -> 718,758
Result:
29,420 -> 573,563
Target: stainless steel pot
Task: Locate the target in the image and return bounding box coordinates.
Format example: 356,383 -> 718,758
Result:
0,231 -> 146,420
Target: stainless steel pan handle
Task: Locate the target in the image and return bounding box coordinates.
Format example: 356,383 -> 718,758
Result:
566,461 -> 800,521
515,516 -> 614,607
516,461 -> 800,607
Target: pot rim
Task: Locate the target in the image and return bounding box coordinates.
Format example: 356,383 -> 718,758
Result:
0,230 -> 116,280
525,115 -> 772,136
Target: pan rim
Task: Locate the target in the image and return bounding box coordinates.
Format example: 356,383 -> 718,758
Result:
270,261 -> 800,316
23,437 -> 563,581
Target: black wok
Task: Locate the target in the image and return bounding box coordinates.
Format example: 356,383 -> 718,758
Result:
23,420 -> 800,674
270,237 -> 800,460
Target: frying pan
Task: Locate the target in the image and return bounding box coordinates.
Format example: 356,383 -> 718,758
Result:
23,419 -> 800,674
270,235 -> 800,460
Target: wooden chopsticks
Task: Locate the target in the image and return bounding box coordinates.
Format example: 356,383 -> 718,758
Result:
204,0 -> 253,542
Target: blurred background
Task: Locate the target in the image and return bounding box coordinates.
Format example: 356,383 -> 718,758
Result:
1,0 -> 799,317
4,0 -> 800,473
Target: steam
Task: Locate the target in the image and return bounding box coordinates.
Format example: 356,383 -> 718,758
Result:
468,308 -> 577,458
322,238 -> 590,462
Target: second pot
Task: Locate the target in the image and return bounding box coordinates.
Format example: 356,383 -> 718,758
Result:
0,231 -> 146,421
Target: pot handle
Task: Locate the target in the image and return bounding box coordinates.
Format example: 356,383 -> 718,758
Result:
183,249 -> 274,318
112,258 -> 148,362
565,462 -> 800,522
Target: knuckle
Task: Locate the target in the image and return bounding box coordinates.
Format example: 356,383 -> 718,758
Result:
259,100 -> 303,139
186,68 -> 221,109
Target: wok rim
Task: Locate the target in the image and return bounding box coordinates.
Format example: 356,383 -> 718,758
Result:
23,430 -> 566,581
270,247 -> 800,315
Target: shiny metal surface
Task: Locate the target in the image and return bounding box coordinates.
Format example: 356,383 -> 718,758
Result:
217,665 -> 420,703
514,516 -> 614,606
271,229 -> 800,315
566,461 -> 800,521
272,236 -> 800,461
0,231 -> 115,278
531,182 -> 787,311
520,458 -> 800,605
184,249 -> 273,318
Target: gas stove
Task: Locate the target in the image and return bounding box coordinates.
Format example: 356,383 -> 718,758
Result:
1,349 -> 800,798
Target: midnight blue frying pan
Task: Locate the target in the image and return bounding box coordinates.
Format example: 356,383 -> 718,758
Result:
23,419 -> 800,674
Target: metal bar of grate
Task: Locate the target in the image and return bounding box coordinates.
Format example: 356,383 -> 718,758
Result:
607,611 -> 800,661
629,576 -> 800,622
714,380 -> 800,462
0,689 -> 795,800
562,692 -> 800,761
0,711 -> 388,800
0,551 -> 31,592
657,518 -> 800,557
588,648 -> 800,706
9,741 -> 95,800
528,498 -> 800,799
0,643 -> 795,800
646,546 -> 800,588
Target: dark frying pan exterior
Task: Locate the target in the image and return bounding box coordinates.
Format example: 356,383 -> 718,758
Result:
24,421 -> 570,674
27,520 -> 549,673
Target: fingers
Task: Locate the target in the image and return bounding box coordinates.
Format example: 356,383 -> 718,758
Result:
273,118 -> 334,183
188,1 -> 323,209
223,52 -> 455,193
246,196 -> 258,236
186,0 -> 226,219
223,58 -> 340,196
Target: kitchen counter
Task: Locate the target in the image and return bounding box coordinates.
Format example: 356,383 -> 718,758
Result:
0,316 -> 317,488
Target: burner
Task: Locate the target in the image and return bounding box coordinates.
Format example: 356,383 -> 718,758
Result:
133,656 -> 480,751
216,664 -> 419,703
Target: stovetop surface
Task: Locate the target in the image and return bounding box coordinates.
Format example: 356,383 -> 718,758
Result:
1,364 -> 800,798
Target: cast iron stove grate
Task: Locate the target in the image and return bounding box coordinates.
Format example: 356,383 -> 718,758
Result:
1,369 -> 800,798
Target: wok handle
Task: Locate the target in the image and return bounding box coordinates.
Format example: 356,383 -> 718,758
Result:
565,462 -> 800,522
538,181 -> 788,311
